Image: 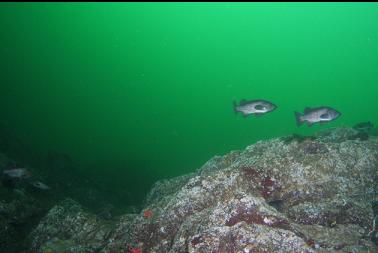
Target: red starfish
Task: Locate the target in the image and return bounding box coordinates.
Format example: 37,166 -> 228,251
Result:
128,247 -> 142,253
143,209 -> 153,219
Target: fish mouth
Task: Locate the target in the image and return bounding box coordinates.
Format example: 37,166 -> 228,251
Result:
335,111 -> 342,118
270,104 -> 277,111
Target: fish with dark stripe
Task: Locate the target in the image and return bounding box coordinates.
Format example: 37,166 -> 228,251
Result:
295,106 -> 341,127
233,99 -> 277,117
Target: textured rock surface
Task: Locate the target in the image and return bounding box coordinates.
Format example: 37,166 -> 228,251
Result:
28,198 -> 115,253
0,150 -> 45,253
28,128 -> 378,253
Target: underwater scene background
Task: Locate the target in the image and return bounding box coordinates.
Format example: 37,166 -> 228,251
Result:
0,3 -> 378,252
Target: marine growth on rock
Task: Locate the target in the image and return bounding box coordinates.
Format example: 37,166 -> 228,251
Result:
20,128 -> 378,252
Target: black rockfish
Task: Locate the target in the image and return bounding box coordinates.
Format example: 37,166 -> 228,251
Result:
295,107 -> 341,127
233,99 -> 277,117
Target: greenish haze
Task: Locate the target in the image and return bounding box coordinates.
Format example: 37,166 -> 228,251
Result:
1,3 -> 378,203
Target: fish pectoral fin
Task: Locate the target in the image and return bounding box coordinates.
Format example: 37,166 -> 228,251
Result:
307,121 -> 313,127
254,113 -> 263,117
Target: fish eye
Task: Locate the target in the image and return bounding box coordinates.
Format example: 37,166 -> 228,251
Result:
255,105 -> 266,110
320,113 -> 329,119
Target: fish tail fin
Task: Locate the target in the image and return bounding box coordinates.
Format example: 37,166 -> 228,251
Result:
294,111 -> 303,126
233,101 -> 238,114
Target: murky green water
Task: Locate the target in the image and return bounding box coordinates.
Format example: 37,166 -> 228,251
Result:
1,3 -> 378,205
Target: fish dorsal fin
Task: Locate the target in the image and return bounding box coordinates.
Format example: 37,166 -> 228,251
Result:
304,107 -> 312,113
240,99 -> 248,105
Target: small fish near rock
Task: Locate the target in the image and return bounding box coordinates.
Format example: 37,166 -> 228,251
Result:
2,168 -> 32,179
353,121 -> 374,132
233,99 -> 277,117
31,181 -> 51,190
295,106 -> 341,127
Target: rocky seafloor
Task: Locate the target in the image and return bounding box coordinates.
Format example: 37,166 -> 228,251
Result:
2,127 -> 378,253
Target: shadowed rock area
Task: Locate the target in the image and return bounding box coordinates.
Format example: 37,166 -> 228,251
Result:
25,128 -> 378,252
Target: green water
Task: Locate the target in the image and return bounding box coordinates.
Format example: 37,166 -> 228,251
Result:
1,3 -> 378,205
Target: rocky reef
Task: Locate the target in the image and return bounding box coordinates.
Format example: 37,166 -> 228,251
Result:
22,127 -> 378,253
0,133 -> 128,252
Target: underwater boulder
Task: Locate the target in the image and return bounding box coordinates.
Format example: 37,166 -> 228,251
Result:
314,127 -> 360,143
0,193 -> 42,253
144,173 -> 194,207
28,127 -> 378,252
28,198 -> 114,253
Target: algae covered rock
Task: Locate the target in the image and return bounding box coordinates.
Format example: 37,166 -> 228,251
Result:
0,152 -> 43,253
28,128 -> 378,252
28,198 -> 114,253
0,196 -> 42,252
144,173 -> 194,207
